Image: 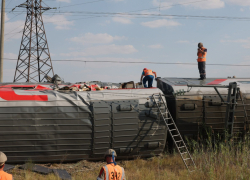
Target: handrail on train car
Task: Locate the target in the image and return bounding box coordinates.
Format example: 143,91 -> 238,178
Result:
188,82 -> 239,139
187,82 -> 240,103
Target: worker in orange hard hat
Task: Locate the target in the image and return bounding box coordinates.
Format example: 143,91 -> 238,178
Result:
140,68 -> 157,88
0,152 -> 13,180
197,42 -> 207,80
97,149 -> 126,180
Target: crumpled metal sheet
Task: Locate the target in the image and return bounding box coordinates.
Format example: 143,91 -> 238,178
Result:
53,169 -> 71,180
20,164 -> 52,175
3,164 -> 15,171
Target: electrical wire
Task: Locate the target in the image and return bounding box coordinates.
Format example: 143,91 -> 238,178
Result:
6,0 -> 13,8
3,58 -> 250,67
59,0 -> 104,8
11,9 -> 250,22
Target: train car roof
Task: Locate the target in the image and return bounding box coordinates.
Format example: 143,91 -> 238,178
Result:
158,77 -> 250,95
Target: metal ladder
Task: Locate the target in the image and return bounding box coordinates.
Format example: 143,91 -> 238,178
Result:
224,82 -> 238,139
152,93 -> 196,172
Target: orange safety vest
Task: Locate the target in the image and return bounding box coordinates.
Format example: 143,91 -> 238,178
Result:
143,69 -> 154,76
197,47 -> 207,62
103,164 -> 125,180
0,171 -> 13,180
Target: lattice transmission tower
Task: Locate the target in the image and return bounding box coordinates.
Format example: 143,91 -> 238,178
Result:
13,0 -> 54,82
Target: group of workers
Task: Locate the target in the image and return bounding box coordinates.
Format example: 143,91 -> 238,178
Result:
0,43 -> 206,180
0,150 -> 125,180
141,42 -> 207,87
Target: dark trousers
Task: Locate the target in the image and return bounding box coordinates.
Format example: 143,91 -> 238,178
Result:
198,62 -> 206,79
143,75 -> 154,88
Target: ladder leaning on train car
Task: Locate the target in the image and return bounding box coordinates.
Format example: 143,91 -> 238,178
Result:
152,94 -> 196,172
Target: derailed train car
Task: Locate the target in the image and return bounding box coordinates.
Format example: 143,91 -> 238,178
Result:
0,83 -> 167,163
157,77 -> 250,139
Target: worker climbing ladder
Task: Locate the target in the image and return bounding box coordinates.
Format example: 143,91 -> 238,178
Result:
152,94 -> 196,172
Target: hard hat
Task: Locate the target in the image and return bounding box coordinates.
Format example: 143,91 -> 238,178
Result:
104,149 -> 117,159
198,42 -> 203,48
0,152 -> 7,166
143,68 -> 147,70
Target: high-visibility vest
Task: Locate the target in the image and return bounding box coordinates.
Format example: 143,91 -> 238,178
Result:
103,164 -> 125,180
143,69 -> 154,76
197,47 -> 207,62
0,171 -> 13,180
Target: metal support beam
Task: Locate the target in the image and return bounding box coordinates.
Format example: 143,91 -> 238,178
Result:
214,87 -> 225,103
0,0 -> 5,82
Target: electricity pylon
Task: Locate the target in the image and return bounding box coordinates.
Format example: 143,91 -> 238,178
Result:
13,0 -> 55,82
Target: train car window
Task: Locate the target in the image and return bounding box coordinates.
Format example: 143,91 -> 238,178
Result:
238,81 -> 250,84
118,104 -> 133,111
12,86 -> 35,90
144,142 -> 161,149
181,104 -> 197,110
210,99 -> 222,106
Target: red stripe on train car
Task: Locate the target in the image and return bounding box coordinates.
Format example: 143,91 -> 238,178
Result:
207,79 -> 227,85
0,88 -> 48,101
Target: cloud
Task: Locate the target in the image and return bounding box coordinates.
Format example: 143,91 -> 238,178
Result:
148,44 -> 163,49
221,38 -> 250,49
152,0 -> 224,10
43,15 -> 73,29
110,0 -> 125,2
187,0 -> 224,9
0,14 -> 24,41
0,13 -> 9,21
112,17 -> 132,24
56,0 -> 71,2
177,40 -> 190,44
225,0 -> 250,6
5,20 -> 24,40
70,33 -> 126,45
61,44 -> 137,56
141,19 -> 180,28
4,52 -> 17,59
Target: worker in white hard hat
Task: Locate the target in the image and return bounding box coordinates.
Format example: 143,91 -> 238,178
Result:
97,149 -> 126,180
0,152 -> 13,180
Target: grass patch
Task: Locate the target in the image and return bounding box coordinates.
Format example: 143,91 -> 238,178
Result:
8,136 -> 250,180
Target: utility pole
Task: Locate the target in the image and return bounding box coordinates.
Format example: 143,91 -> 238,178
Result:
13,0 -> 55,82
0,0 -> 5,82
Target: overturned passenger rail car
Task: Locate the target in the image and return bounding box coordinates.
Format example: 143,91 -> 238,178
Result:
0,83 -> 167,163
157,77 -> 250,139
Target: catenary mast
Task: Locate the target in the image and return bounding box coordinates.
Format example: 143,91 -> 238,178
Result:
13,0 -> 54,82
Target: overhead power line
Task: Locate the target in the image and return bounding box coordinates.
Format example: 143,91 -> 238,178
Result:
11,10 -> 250,21
59,0 -> 104,8
3,58 -> 250,67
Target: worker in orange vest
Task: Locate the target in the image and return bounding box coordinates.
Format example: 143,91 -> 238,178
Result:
197,42 -> 207,80
97,149 -> 126,180
0,152 -> 13,180
140,68 -> 157,88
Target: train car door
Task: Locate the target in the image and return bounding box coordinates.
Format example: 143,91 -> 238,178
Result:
91,101 -> 112,159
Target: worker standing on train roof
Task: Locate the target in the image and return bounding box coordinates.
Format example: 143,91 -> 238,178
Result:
97,149 -> 126,180
140,68 -> 157,88
197,42 -> 207,80
0,152 -> 13,180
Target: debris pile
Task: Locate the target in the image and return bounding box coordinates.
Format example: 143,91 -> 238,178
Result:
58,81 -> 137,92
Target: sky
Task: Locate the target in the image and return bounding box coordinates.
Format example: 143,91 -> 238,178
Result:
2,0 -> 250,85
